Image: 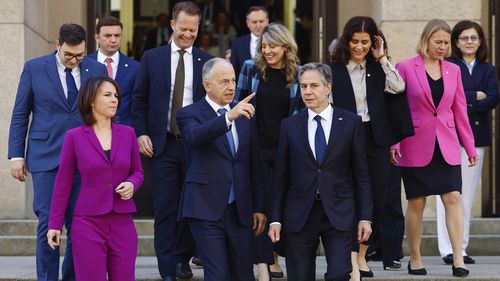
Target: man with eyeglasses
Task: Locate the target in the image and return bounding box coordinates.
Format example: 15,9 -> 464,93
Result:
8,23 -> 106,281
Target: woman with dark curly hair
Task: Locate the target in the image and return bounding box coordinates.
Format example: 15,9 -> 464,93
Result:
330,16 -> 412,279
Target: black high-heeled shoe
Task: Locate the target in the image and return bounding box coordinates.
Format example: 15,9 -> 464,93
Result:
452,265 -> 469,277
359,268 -> 373,278
407,261 -> 427,275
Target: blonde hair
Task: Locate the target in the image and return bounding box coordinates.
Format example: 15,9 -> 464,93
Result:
255,23 -> 299,88
416,19 -> 452,58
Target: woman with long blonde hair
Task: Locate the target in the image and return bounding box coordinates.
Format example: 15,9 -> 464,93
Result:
235,23 -> 302,281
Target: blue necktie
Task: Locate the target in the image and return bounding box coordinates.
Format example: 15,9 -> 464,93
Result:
65,68 -> 78,108
217,108 -> 236,203
314,115 -> 327,165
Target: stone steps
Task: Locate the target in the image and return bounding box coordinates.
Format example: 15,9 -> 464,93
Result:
1,218 -> 500,256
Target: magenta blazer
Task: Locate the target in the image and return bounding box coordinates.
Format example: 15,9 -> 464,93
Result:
49,123 -> 144,230
393,55 -> 477,167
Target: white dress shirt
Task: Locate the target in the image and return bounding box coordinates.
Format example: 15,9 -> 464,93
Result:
346,59 -> 405,122
168,41 -> 194,132
55,53 -> 81,98
205,96 -> 239,151
307,105 -> 333,160
97,49 -> 120,79
250,33 -> 259,59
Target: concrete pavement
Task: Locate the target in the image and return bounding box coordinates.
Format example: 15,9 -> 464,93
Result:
1,256 -> 500,280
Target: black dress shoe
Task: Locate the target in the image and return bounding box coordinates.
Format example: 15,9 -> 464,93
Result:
270,270 -> 284,278
176,262 -> 193,279
163,276 -> 176,281
452,265 -> 469,277
359,269 -> 374,278
443,253 -> 453,264
463,255 -> 476,264
383,260 -> 401,270
407,261 -> 427,275
191,256 -> 203,267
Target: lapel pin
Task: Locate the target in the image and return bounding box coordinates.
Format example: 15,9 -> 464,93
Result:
125,64 -> 128,68
197,58 -> 201,61
85,68 -> 89,72
367,73 -> 371,77
446,71 -> 449,75
339,117 -> 343,120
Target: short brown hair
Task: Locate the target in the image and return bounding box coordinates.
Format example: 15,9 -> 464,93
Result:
96,16 -> 122,34
417,19 -> 451,58
246,6 -> 268,19
78,76 -> 121,125
172,1 -> 201,21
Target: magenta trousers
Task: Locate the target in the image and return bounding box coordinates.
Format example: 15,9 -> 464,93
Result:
71,211 -> 137,281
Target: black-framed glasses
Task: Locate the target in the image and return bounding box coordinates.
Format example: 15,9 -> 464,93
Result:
63,53 -> 85,62
458,35 -> 480,42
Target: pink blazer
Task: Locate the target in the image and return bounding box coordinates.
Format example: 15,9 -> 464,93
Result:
393,55 -> 477,167
49,123 -> 144,230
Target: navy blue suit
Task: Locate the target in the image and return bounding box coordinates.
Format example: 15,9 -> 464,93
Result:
8,52 -> 106,281
271,107 -> 373,281
230,34 -> 251,78
88,51 -> 139,126
132,43 -> 213,278
176,98 -> 263,281
447,57 -> 499,147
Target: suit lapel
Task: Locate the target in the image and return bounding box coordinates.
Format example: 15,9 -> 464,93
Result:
414,56 -> 436,109
332,62 -> 357,112
192,47 -> 203,100
300,111 -> 316,163
322,107 -> 345,165
199,100 -> 233,158
110,123 -> 121,162
77,59 -> 92,111
243,34 -> 251,59
438,61 -> 451,112
46,54 -> 68,109
84,126 -> 109,162
114,52 -> 127,82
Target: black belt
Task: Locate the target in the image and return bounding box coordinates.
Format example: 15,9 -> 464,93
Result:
167,132 -> 183,141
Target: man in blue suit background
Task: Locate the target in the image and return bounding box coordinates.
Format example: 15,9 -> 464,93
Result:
268,63 -> 373,281
230,6 -> 268,77
88,16 -> 139,126
132,2 -> 213,280
8,24 -> 107,281
176,58 -> 266,281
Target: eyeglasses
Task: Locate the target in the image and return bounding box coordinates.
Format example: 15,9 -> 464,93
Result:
458,35 -> 480,43
217,78 -> 237,87
63,54 -> 85,61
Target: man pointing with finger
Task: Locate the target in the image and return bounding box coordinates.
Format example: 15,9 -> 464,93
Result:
176,58 -> 266,281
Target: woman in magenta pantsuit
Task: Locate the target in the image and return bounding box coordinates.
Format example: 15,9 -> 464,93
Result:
47,76 -> 144,281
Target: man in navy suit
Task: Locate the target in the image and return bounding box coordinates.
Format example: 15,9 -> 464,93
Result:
88,16 -> 139,126
230,6 -> 268,77
8,24 -> 107,281
176,58 -> 266,281
132,2 -> 213,280
268,63 -> 373,281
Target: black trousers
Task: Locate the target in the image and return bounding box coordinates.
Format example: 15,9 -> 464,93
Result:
151,135 -> 195,277
285,201 -> 352,281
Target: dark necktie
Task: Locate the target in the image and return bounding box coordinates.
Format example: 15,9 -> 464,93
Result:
170,49 -> 186,135
65,68 -> 78,108
217,108 -> 236,203
314,115 -> 327,165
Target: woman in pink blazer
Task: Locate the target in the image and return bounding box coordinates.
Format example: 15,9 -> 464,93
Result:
47,77 -> 144,281
391,19 -> 478,277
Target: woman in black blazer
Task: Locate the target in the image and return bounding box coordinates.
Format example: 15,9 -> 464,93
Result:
330,16 -> 412,279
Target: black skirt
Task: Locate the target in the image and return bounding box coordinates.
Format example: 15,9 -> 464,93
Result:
400,142 -> 462,199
